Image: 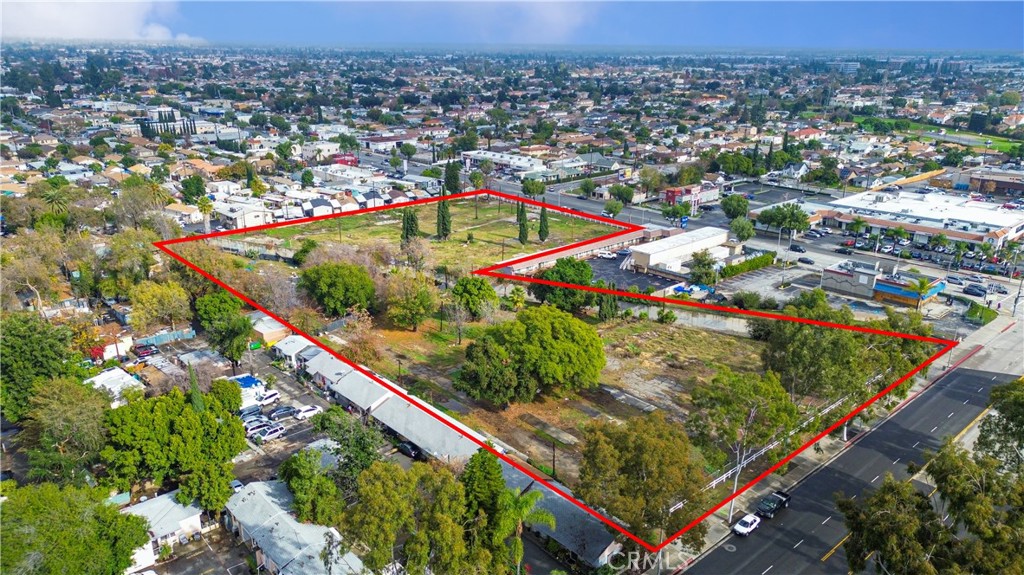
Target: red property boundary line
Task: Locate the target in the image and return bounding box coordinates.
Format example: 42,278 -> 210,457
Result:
155,189 -> 957,553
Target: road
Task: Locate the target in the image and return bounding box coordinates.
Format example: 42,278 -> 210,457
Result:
685,364 -> 1020,575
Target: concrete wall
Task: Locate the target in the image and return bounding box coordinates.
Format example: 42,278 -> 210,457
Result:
822,269 -> 876,299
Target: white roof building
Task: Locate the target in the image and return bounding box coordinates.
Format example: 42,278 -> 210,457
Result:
86,367 -> 144,408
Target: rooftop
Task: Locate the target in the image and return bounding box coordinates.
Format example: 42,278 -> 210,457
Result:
832,191 -> 1024,232
630,226 -> 729,257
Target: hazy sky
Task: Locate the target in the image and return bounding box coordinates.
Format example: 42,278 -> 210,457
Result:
4,1 -> 1023,51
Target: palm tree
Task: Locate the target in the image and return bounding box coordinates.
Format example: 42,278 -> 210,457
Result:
848,216 -> 867,236
928,233 -> 949,251
977,242 -> 996,263
909,277 -> 933,311
493,488 -> 556,575
1000,241 -> 1022,278
41,187 -> 70,214
196,195 -> 214,234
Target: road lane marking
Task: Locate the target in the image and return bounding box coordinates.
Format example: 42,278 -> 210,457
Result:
930,426 -> 939,433
822,516 -> 831,525
762,566 -> 773,575
822,533 -> 850,561
948,411 -> 955,418
893,458 -> 900,465
871,475 -> 880,483
913,441 -> 920,448
964,399 -> 970,404
794,539 -> 804,549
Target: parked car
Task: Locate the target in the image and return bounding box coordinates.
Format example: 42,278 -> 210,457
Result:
966,274 -> 985,283
600,210 -> 614,218
842,239 -> 856,247
788,244 -> 806,253
268,405 -> 298,421
397,441 -> 423,460
256,425 -> 286,442
835,247 -> 854,255
854,240 -> 866,249
616,248 -> 632,256
230,480 -> 244,493
733,514 -> 761,536
880,244 -> 894,254
756,490 -> 792,519
246,423 -> 272,438
805,231 -> 822,239
596,250 -> 617,259
238,405 -> 263,419
133,345 -> 159,358
911,251 -> 922,259
258,390 -> 281,406
989,284 -> 1009,295
946,276 -> 964,285
797,257 -> 815,265
243,417 -> 271,433
897,238 -> 911,246
294,405 -> 324,420
963,284 -> 988,297
819,227 -> 832,235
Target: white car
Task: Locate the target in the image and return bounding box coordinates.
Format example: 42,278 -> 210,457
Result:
733,513 -> 761,536
230,479 -> 244,493
258,390 -> 281,406
596,250 -> 617,260
294,405 -> 324,420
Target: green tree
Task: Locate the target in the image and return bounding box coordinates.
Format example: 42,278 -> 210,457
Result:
1000,91 -> 1022,106
450,276 -> 499,320
444,161 -> 462,195
129,280 -> 192,332
603,199 -> 624,218
578,412 -> 711,552
639,166 -> 664,198
422,166 -> 443,179
836,474 -> 952,575
0,313 -> 84,423
181,174 -> 206,204
1,483 -> 150,575
196,195 -> 214,234
848,216 -> 868,236
486,305 -> 605,397
493,488 -> 556,575
301,169 -> 314,188
437,197 -> 452,240
469,170 -> 485,191
538,205 -> 549,242
730,217 -> 755,242
578,178 -> 596,197
280,448 -> 344,526
721,194 -> 750,219
506,286 -> 527,311
688,368 -> 798,520
460,449 -> 507,548
299,263 -> 376,316
401,207 -> 420,244
609,183 -> 635,205
688,249 -> 718,285
195,290 -> 243,332
528,257 -> 594,313
518,211 -> 529,245
23,377 -> 109,483
455,336 -> 526,406
208,315 -> 253,371
399,142 -> 418,161
662,202 -> 691,225
389,155 -> 403,171
310,406 -> 387,495
386,270 -> 439,331
521,179 -> 546,199
209,378 -> 242,413
976,376 -> 1024,476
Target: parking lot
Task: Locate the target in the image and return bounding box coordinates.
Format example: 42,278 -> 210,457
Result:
586,254 -> 676,293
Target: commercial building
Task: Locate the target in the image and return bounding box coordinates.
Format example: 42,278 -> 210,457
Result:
629,227 -> 730,273
461,149 -> 546,173
662,182 -> 721,209
821,260 -> 946,307
827,190 -> 1024,250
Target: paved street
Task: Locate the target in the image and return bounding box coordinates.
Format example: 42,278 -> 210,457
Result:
684,312 -> 1023,575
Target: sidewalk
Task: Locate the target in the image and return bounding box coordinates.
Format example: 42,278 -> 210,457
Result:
655,311 -> 1017,574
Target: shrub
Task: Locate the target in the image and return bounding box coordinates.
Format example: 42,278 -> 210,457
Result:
657,309 -> 677,323
719,252 -> 776,279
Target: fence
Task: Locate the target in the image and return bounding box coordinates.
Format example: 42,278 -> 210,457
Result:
137,328 -> 196,347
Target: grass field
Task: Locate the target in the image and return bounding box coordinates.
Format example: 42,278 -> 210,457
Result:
257,197 -> 617,271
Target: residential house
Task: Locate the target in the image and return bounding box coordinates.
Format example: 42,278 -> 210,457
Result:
86,367 -> 144,408
499,460 -> 622,569
781,162 -> 810,179
207,180 -> 242,195
270,334 -> 315,368
215,203 -> 275,230
123,490 -> 203,574
164,202 -> 203,224
248,311 -> 290,344
224,481 -> 364,575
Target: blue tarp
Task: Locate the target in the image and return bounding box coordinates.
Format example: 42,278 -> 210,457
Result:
234,375 -> 261,389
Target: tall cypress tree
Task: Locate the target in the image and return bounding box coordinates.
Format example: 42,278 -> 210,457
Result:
518,212 -> 528,245
538,205 -> 549,242
436,193 -> 451,240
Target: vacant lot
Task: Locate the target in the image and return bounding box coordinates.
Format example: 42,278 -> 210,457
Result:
258,197 -> 616,271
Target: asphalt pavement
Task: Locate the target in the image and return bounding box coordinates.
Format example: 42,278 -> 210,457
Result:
684,367 -> 1018,575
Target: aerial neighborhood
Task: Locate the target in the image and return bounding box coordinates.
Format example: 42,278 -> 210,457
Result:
1,37 -> 1023,575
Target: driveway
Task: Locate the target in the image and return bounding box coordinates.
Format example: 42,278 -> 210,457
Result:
587,256 -> 675,293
